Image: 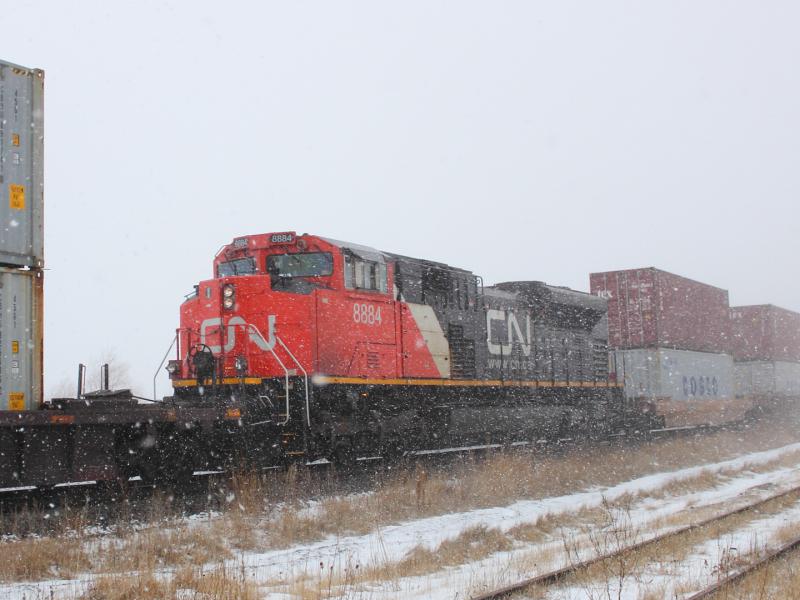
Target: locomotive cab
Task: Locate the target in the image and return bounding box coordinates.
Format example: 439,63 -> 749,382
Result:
170,233 -> 399,395
173,233 -> 335,385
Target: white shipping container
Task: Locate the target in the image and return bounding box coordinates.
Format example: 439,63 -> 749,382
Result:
0,267 -> 43,410
734,361 -> 800,397
615,347 -> 734,401
0,60 -> 44,268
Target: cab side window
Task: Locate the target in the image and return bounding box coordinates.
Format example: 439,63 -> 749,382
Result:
344,253 -> 387,293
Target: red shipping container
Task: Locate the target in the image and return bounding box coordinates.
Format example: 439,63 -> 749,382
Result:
729,305 -> 800,363
590,268 -> 731,354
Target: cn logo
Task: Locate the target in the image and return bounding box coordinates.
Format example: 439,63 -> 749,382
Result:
486,310 -> 531,356
199,315 -> 276,354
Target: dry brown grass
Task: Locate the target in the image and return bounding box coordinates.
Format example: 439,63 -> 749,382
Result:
77,562 -> 260,600
645,448 -> 800,502
0,535 -> 90,581
226,470 -> 272,513
0,498 -> 93,538
391,525 -> 514,577
278,524 -> 518,597
508,513 -> 563,544
649,467 -> 725,498
311,496 -> 373,535
97,522 -> 232,572
80,573 -> 174,600
267,505 -> 323,547
720,548 -> 800,600
173,562 -> 261,599
475,544 -> 561,599
638,583 -> 671,600
771,521 -> 800,547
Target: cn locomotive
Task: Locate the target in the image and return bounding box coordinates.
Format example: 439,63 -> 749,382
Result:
168,232 -> 639,463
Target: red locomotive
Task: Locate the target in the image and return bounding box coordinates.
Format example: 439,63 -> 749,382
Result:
169,232 -> 627,462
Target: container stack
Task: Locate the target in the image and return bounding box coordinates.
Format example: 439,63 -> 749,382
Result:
0,60 -> 44,411
730,305 -> 800,399
590,267 -> 748,427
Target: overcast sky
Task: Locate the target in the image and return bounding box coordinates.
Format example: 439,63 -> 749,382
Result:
3,1 -> 799,395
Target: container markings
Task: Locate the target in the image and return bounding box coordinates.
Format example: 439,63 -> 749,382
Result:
8,392 -> 24,411
9,183 -> 24,210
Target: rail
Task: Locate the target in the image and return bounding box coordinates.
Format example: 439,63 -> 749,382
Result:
471,483 -> 800,600
685,533 -> 800,599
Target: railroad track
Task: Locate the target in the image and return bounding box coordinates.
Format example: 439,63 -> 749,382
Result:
471,482 -> 800,600
685,532 -> 800,599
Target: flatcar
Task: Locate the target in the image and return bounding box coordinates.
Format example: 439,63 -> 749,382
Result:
168,232 -> 643,464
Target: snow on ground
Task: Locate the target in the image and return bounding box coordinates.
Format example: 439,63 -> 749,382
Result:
1,442 -> 800,599
314,460 -> 800,600
240,442 -> 800,598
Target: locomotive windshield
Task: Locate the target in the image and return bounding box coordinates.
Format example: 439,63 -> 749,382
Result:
266,252 -> 333,278
217,257 -> 257,277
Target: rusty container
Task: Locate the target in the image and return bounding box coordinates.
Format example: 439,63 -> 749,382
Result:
590,267 -> 731,354
729,304 -> 800,363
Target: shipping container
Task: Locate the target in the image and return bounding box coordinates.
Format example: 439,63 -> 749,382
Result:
590,268 -> 730,354
734,361 -> 800,398
0,267 -> 43,410
729,305 -> 800,363
615,347 -> 734,401
614,347 -> 749,427
0,60 -> 44,268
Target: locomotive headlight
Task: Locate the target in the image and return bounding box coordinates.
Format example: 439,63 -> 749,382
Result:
222,284 -> 235,309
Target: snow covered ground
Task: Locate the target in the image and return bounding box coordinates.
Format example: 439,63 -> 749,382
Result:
239,443 -> 800,599
2,442 -> 800,599
546,500 -> 800,600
